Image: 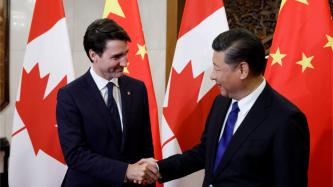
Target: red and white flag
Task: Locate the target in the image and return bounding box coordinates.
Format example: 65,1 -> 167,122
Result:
8,0 -> 74,186
161,0 -> 228,186
103,0 -> 162,173
265,0 -> 333,186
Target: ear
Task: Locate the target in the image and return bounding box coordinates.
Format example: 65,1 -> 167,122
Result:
89,49 -> 97,62
239,62 -> 249,80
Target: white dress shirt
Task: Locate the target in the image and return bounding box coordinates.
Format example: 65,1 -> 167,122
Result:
219,79 -> 266,140
90,67 -> 123,131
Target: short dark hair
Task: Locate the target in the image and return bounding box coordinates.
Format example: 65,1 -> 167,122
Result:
212,28 -> 266,75
83,18 -> 131,62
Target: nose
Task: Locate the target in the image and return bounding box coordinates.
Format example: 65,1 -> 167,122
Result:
119,56 -> 128,67
210,70 -> 216,80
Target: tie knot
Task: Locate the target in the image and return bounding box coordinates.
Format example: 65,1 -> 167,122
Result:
231,102 -> 239,113
106,82 -> 114,92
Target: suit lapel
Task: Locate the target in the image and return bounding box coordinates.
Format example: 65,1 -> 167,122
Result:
84,70 -> 123,146
119,76 -> 132,152
214,84 -> 273,175
208,97 -> 231,174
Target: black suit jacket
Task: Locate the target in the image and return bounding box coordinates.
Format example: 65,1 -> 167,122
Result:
56,70 -> 154,187
158,84 -> 309,187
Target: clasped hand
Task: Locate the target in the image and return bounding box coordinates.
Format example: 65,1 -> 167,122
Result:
126,158 -> 160,185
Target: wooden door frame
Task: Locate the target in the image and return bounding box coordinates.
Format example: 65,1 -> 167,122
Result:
166,0 -> 185,86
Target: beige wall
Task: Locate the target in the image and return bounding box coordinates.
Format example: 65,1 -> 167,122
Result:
0,0 -> 166,140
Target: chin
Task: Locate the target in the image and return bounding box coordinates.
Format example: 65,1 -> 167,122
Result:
114,72 -> 124,78
220,92 -> 227,97
219,88 -> 225,95
220,90 -> 230,98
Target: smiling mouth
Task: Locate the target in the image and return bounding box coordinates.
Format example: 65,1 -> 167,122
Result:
116,68 -> 124,72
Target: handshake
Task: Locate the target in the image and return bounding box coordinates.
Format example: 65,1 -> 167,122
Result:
125,158 -> 160,185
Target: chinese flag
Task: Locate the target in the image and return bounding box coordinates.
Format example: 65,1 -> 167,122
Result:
161,0 -> 228,186
8,0 -> 74,186
103,0 -> 162,175
265,0 -> 333,186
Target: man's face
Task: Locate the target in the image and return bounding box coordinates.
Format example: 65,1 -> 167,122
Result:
210,51 -> 242,99
91,40 -> 129,80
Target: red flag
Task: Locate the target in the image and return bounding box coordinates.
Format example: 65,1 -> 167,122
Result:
161,0 -> 228,186
8,0 -> 74,186
103,0 -> 162,174
265,0 -> 333,186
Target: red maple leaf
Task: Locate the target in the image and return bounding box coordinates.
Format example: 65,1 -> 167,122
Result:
163,62 -> 219,152
16,63 -> 67,164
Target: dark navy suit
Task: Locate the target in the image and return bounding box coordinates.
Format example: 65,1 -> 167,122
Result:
158,84 -> 309,187
56,70 -> 153,187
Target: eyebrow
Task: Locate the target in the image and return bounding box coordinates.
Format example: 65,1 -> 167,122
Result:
111,49 -> 129,58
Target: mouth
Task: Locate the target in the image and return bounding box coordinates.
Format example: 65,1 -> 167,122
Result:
115,68 -> 124,73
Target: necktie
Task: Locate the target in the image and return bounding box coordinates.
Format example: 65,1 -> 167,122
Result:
106,82 -> 122,136
213,101 -> 240,173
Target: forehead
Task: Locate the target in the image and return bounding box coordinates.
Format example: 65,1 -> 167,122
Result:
104,40 -> 128,53
212,51 -> 226,66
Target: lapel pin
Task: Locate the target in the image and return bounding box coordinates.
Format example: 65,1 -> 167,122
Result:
127,91 -> 131,95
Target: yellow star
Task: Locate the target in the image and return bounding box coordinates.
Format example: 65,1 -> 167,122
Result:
324,34 -> 333,51
270,47 -> 287,66
103,0 -> 125,18
296,53 -> 314,72
124,62 -> 130,74
296,0 -> 309,5
136,43 -> 147,60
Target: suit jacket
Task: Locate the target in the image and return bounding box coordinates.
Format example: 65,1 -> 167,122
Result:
158,84 -> 309,187
56,70 -> 154,187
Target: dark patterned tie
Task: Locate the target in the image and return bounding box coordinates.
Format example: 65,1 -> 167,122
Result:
213,101 -> 240,173
106,82 -> 122,137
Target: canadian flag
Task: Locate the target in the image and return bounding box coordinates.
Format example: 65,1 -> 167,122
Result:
161,0 -> 228,186
8,0 -> 74,186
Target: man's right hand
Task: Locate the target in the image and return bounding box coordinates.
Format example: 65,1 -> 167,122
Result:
126,159 -> 159,185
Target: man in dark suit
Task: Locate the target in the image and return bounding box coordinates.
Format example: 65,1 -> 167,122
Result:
141,28 -> 310,187
56,18 -> 157,187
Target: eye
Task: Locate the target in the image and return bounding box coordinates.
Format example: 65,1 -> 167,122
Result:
111,52 -> 127,61
111,54 -> 123,60
213,66 -> 220,72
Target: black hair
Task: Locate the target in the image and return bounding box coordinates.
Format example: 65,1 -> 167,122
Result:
83,18 -> 131,62
212,28 -> 266,75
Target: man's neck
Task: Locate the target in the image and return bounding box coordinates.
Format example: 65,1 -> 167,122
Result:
235,76 -> 264,100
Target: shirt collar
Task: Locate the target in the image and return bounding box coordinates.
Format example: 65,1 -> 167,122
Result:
90,67 -> 119,91
232,78 -> 266,112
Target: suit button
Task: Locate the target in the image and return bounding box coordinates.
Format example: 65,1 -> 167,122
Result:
209,185 -> 214,187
